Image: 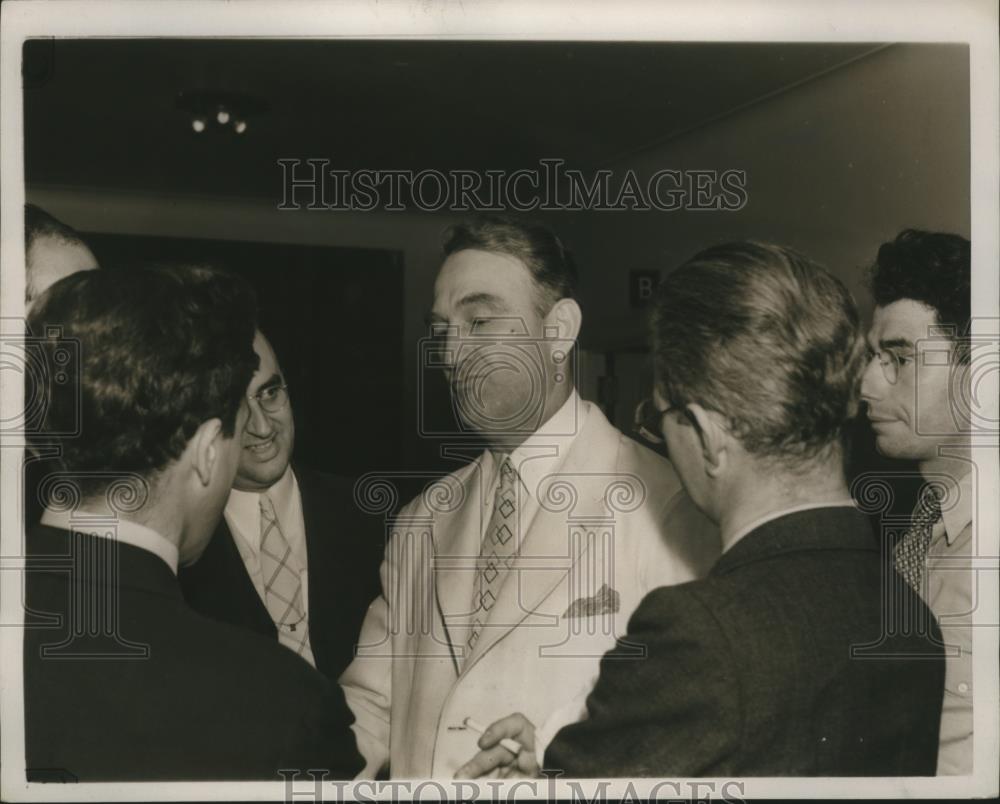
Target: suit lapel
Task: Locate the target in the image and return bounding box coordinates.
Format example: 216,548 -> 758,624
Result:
463,405 -> 621,672
297,467 -> 333,670
428,457 -> 490,672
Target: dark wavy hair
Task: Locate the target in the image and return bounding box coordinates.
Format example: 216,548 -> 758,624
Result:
443,214 -> 578,317
652,241 -> 866,467
27,264 -> 258,499
869,229 -> 971,362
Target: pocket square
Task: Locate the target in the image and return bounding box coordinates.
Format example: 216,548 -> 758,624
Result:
562,583 -> 620,618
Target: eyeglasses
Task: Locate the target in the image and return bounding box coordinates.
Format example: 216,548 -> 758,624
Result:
633,397 -> 675,447
248,383 -> 289,414
866,349 -> 913,385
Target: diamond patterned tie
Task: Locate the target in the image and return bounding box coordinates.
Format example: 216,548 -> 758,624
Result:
468,457 -> 519,652
894,484 -> 943,593
259,494 -> 311,661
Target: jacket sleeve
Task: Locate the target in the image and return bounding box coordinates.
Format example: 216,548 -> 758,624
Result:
337,530 -> 397,779
281,678 -> 365,779
543,585 -> 740,777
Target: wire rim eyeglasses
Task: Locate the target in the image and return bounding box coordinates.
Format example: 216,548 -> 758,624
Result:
248,383 -> 290,414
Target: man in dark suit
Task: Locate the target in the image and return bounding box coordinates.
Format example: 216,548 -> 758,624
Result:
23,265 -> 362,782
458,242 -> 946,778
178,330 -> 382,682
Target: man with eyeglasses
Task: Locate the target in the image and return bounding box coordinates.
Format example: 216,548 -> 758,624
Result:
860,229 -> 974,775
461,242 -> 945,778
180,330 -> 383,682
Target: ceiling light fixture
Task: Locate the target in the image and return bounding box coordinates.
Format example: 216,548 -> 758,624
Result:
176,90 -> 267,137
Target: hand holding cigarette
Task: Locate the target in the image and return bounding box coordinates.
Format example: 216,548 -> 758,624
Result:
463,717 -> 524,756
454,712 -> 540,779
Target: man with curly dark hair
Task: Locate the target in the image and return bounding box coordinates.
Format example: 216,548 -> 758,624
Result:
23,265 -> 362,781
861,229 -> 974,775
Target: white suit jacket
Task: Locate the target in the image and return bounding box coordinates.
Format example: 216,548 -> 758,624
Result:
339,401 -> 719,778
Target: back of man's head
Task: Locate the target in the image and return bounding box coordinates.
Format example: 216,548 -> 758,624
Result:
652,241 -> 866,470
24,203 -> 98,307
869,228 -> 971,361
27,264 -> 259,506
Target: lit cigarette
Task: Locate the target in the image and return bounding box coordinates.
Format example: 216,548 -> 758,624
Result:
463,717 -> 523,756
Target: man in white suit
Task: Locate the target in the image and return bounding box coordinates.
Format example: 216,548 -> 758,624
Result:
340,215 -> 719,779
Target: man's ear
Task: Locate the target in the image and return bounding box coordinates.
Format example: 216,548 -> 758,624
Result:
685,403 -> 729,478
190,418 -> 224,487
544,298 -> 582,343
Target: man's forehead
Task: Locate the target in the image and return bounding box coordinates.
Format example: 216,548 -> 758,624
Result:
433,249 -> 534,309
250,332 -> 282,384
871,298 -> 940,343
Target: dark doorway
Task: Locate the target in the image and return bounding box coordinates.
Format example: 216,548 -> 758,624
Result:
84,232 -> 404,480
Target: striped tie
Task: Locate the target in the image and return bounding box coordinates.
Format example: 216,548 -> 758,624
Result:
893,485 -> 943,593
259,494 -> 312,661
468,457 -> 519,652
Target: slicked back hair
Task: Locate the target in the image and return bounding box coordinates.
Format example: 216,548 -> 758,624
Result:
652,241 -> 866,467
443,214 -> 578,318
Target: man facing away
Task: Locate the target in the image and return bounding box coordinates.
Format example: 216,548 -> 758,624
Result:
861,229 -> 974,775
339,215 -> 719,778
179,329 -> 383,682
23,265 -> 361,781
462,242 -> 945,777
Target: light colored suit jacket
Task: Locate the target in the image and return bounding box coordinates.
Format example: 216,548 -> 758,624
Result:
339,401 -> 719,778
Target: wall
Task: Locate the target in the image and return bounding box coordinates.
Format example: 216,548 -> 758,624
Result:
25,186 -> 464,467
29,42 -> 971,453
567,43 -> 970,352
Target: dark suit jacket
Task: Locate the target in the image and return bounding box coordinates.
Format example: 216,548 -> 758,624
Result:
178,467 -> 384,682
545,507 -> 945,777
24,525 -> 363,782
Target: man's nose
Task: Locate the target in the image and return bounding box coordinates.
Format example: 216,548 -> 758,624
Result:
439,328 -> 462,373
860,356 -> 883,401
245,399 -> 273,435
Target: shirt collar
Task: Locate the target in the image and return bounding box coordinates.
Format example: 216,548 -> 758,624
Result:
40,508 -> 179,574
492,389 -> 585,500
225,464 -> 295,550
939,469 -> 974,547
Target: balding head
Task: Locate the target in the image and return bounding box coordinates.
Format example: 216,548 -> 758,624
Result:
25,204 -> 98,310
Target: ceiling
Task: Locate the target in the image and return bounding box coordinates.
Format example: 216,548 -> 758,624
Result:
23,38 -> 883,200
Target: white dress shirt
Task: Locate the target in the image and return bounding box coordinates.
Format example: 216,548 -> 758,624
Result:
478,389 -> 586,544
40,507 -> 179,574
224,466 -> 316,667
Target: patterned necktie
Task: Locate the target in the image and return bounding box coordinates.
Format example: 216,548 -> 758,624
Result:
894,485 -> 943,593
468,457 -> 519,652
259,494 -> 311,661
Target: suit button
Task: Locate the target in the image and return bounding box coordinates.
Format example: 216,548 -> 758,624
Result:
958,682 -> 970,694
